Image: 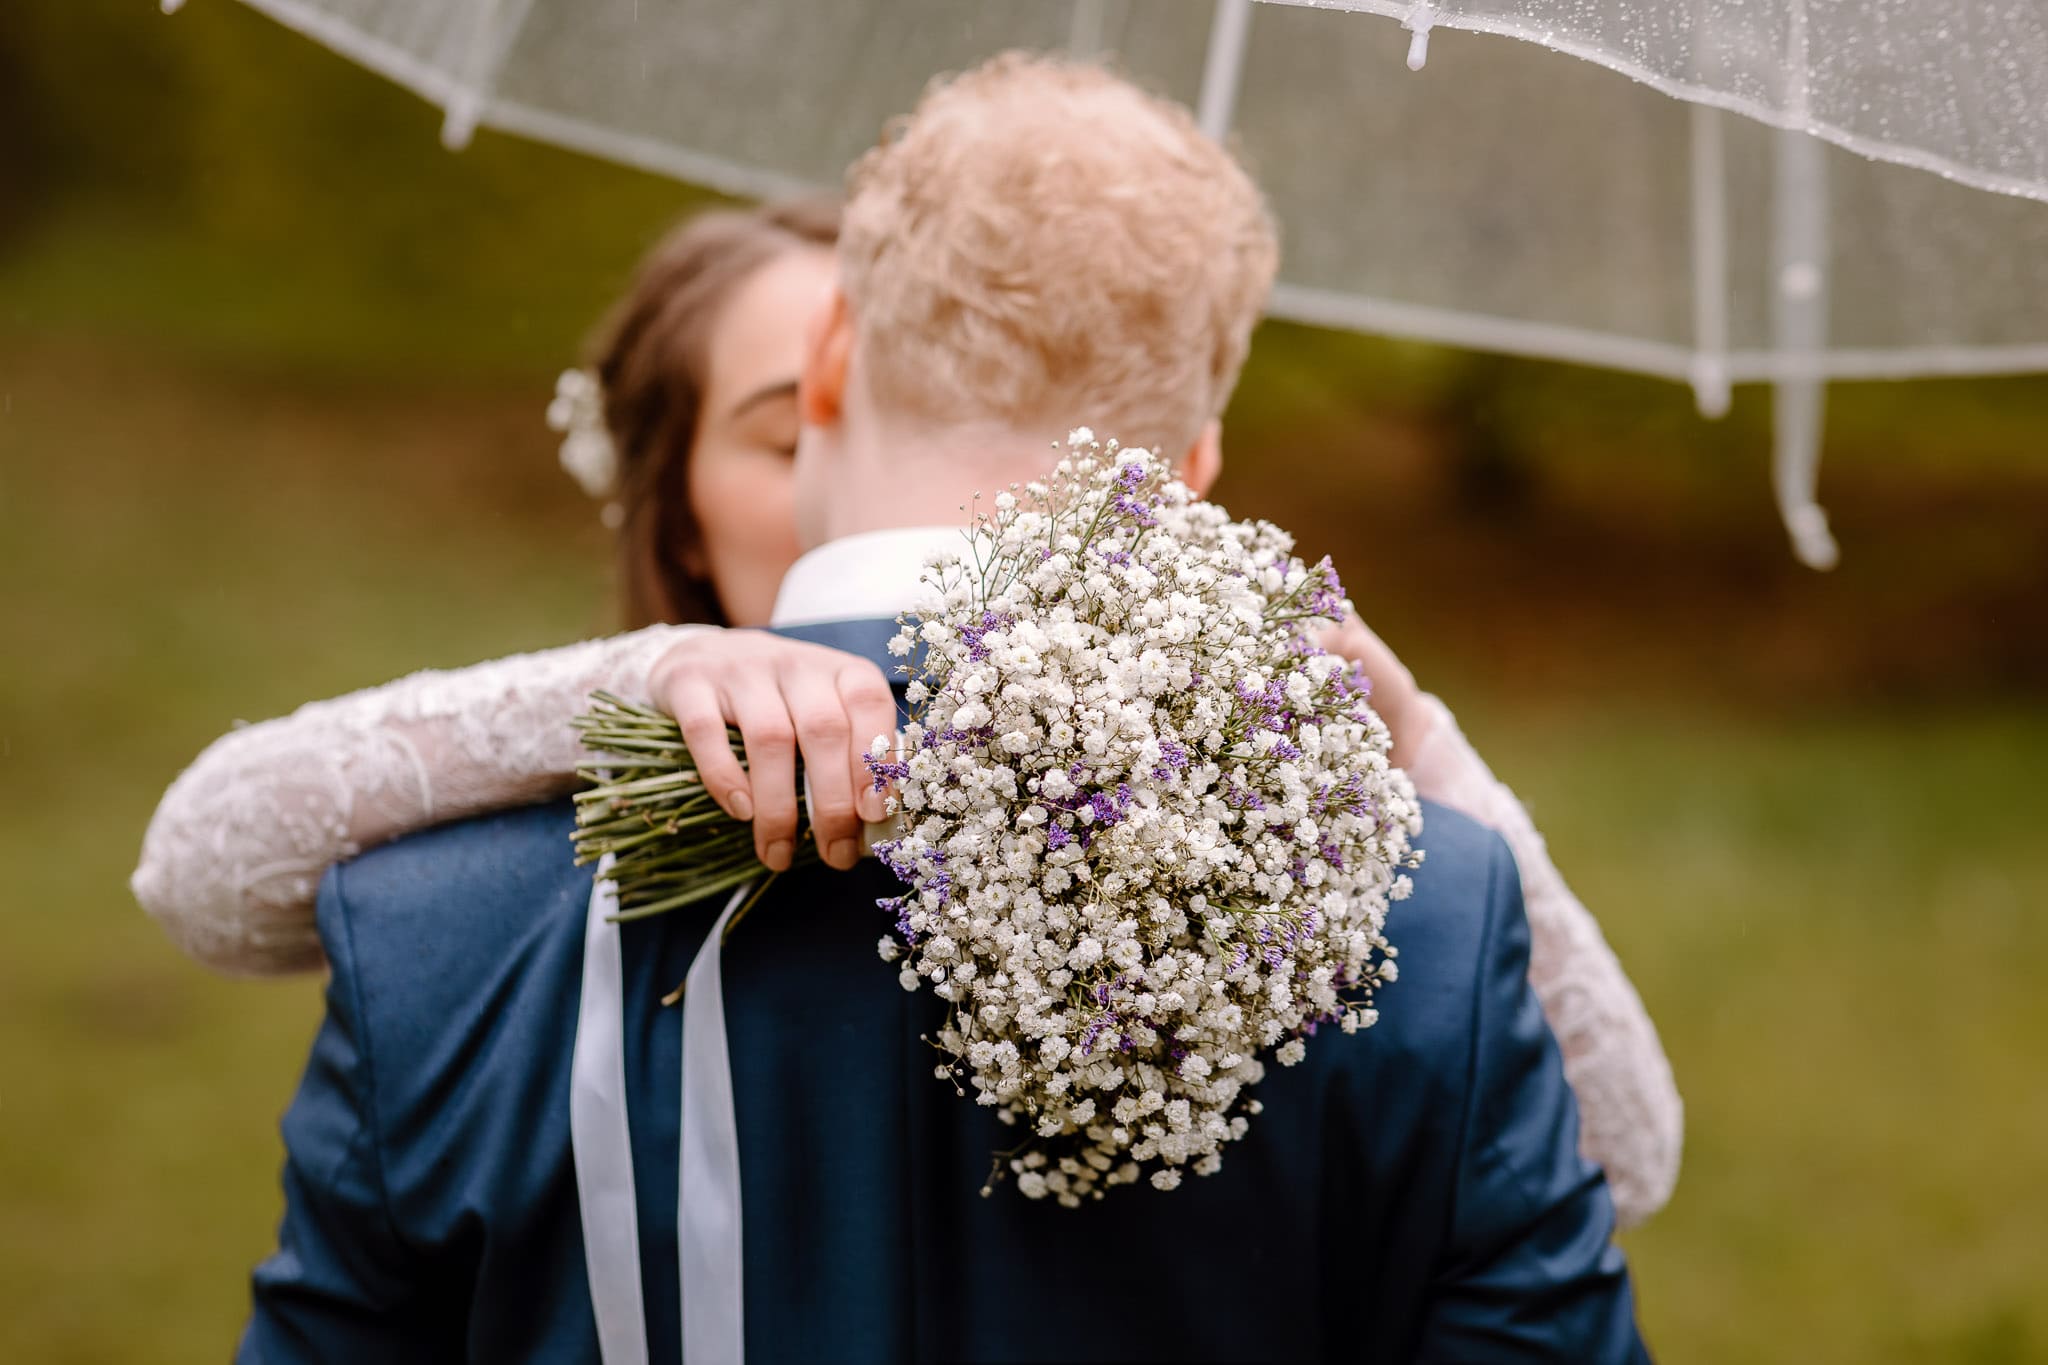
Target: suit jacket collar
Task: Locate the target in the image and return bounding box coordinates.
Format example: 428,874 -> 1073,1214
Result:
767,616 -> 903,669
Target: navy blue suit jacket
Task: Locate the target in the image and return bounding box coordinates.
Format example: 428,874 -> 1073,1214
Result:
243,619 -> 1649,1363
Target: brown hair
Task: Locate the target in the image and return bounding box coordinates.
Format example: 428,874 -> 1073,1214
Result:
593,195 -> 840,628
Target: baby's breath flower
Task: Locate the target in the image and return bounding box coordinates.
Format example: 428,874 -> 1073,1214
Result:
873,433 -> 1421,1203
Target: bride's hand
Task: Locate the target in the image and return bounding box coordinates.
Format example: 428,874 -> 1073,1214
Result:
647,631 -> 898,874
1315,612 -> 1432,770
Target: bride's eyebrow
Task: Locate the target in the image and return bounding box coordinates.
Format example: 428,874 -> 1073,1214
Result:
724,380 -> 798,422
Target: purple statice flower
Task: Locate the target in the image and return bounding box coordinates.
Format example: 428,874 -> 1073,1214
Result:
871,837 -> 913,883
1046,822 -> 1072,851
1151,740 -> 1191,782
1229,942 -> 1250,976
1080,1012 -> 1116,1058
876,894 -> 918,942
1328,772 -> 1373,819
1099,548 -> 1132,568
1084,783 -> 1136,829
874,836 -> 952,911
1109,464 -> 1161,528
1306,556 -> 1346,621
863,752 -> 911,793
925,722 -> 997,751
1112,493 -> 1160,527
958,608 -> 1014,663
1234,675 -> 1293,736
1329,660 -> 1374,704
1263,944 -> 1285,970
923,850 -> 952,904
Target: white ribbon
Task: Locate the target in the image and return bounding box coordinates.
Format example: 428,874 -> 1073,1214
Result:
571,870 -> 751,1365
571,860 -> 651,1365
680,884 -> 750,1364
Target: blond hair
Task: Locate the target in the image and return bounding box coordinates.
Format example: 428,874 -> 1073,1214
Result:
839,53 -> 1278,456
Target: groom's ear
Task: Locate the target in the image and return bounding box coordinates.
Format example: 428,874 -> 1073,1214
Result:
799,286 -> 854,428
1178,420 -> 1224,498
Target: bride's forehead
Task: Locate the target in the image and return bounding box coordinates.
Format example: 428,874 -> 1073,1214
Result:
705,247 -> 837,402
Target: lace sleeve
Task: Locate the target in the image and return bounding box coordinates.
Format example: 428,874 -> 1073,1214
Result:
131,625 -> 706,978
1404,694 -> 1683,1230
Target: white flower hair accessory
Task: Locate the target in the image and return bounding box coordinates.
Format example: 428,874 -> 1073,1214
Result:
547,368 -> 619,504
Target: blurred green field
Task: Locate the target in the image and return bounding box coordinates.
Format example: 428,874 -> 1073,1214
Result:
4,2 -> 2048,1362
6,339 -> 2047,1364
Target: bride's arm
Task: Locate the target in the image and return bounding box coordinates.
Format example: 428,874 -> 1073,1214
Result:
131,626 -> 705,977
1402,695 -> 1683,1231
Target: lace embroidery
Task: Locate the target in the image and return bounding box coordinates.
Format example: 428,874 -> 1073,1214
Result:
1405,695 -> 1683,1229
131,626 -> 701,976
131,642 -> 1679,1226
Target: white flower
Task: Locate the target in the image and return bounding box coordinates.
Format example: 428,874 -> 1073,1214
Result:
546,369 -> 617,499
868,436 -> 1419,1204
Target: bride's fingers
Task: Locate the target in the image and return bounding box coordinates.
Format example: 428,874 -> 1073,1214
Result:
838,662 -> 898,827
664,675 -> 754,823
781,666 -> 862,870
723,683 -> 800,872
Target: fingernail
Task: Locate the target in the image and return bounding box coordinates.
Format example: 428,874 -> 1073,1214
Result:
828,838 -> 858,869
730,789 -> 753,822
765,839 -> 792,870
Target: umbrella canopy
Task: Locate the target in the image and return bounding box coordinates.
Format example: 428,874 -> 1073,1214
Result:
174,0 -> 2048,565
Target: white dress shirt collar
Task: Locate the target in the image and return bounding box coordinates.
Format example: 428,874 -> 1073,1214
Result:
768,525 -> 964,627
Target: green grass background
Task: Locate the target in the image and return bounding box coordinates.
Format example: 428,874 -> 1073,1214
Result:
4,3 -> 2047,1362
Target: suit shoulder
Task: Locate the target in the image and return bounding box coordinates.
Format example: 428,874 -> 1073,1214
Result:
311,801 -> 590,1254
1327,800 -> 1521,1070
317,799 -> 591,1009
1391,799 -> 1520,967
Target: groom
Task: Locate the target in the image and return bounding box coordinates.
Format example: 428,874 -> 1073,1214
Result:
244,55 -> 1649,1363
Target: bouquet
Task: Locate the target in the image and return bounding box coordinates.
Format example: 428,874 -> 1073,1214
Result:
574,433 -> 1422,1201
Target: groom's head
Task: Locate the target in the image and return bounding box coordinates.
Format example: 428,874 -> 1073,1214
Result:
794,53 -> 1278,546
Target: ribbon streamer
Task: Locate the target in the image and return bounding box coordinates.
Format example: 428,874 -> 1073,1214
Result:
572,869 -> 751,1362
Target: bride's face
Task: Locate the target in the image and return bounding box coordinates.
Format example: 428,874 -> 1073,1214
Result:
686,245 -> 838,627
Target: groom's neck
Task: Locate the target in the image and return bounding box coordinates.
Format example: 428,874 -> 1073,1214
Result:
809,416 -> 1061,545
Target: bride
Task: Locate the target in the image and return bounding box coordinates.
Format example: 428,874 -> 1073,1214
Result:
131,196 -> 1681,1229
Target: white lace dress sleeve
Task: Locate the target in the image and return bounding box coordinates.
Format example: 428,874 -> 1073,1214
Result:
134,634 -> 1681,1224
131,625 -> 706,979
1403,693 -> 1683,1230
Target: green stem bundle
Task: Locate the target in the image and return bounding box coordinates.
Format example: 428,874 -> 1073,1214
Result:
571,691 -> 816,925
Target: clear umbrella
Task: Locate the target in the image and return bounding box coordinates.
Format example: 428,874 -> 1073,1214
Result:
165,0 -> 2048,566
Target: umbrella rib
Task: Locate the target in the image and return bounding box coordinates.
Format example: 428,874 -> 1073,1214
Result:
1067,0 -> 1111,56
1769,126 -> 1838,571
441,0 -> 543,151
1688,106 -> 1731,420
1196,0 -> 1255,140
